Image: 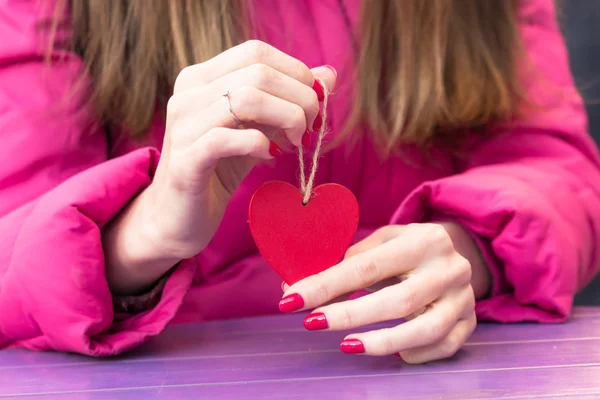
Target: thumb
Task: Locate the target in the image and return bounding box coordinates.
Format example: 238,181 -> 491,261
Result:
311,65 -> 337,96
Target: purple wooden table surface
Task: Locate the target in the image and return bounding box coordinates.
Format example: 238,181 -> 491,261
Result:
1,307 -> 600,400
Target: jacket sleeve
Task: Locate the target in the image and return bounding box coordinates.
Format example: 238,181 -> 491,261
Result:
391,0 -> 600,323
0,1 -> 196,355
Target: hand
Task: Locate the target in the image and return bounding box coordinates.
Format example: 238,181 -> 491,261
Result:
148,40 -> 336,257
280,223 -> 489,364
104,40 -> 336,294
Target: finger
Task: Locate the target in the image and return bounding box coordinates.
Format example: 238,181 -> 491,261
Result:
175,40 -> 314,92
344,226 -> 405,260
285,233 -> 425,309
343,288 -> 473,356
404,305 -> 428,321
178,86 -> 307,147
190,127 -> 272,171
310,65 -> 338,99
174,64 -> 320,132
311,269 -> 449,331
399,313 -> 477,364
280,279 -> 351,312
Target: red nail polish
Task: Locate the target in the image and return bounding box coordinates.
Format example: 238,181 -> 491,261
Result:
313,79 -> 325,102
312,112 -> 323,132
340,339 -> 365,354
269,141 -> 282,157
324,65 -> 337,77
302,130 -> 311,147
393,353 -> 402,358
303,312 -> 328,331
279,293 -> 304,313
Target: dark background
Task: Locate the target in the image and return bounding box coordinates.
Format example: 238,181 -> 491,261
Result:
560,0 -> 600,305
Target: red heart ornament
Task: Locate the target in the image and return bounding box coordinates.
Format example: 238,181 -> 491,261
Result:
249,181 -> 359,285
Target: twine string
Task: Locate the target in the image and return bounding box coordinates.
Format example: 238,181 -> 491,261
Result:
298,77 -> 328,205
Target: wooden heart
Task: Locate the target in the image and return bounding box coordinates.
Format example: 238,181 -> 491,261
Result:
249,181 -> 359,285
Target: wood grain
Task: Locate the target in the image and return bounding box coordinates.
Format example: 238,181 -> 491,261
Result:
1,307 -> 599,399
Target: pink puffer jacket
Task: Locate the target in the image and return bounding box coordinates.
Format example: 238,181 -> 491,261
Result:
1,0 -> 599,356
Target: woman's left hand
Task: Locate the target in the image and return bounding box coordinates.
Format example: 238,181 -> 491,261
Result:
280,223 -> 485,364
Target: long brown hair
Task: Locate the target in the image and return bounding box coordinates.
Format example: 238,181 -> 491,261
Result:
54,0 -> 521,151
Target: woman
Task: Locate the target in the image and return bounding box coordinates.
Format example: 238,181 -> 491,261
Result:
0,0 -> 598,363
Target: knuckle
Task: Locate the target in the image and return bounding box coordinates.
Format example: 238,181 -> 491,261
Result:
291,105 -> 307,128
294,61 -> 312,86
174,66 -> 197,93
248,63 -> 274,86
425,317 -> 449,342
426,224 -> 452,247
378,333 -> 397,355
451,254 -> 472,284
402,223 -> 423,243
235,86 -> 261,109
244,40 -> 270,63
439,336 -> 461,358
165,93 -> 193,133
166,95 -> 182,119
339,307 -> 355,329
354,260 -> 380,287
314,281 -> 330,304
201,128 -> 223,154
247,130 -> 265,154
397,289 -> 418,317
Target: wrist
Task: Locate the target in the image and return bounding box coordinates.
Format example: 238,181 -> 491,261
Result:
141,181 -> 214,259
103,186 -> 182,296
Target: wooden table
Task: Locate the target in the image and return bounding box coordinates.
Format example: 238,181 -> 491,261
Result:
2,307 -> 600,399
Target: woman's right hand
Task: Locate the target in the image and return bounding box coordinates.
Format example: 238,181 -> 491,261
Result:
103,40 -> 336,295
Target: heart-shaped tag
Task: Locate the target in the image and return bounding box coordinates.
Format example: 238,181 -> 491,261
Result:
249,181 -> 359,285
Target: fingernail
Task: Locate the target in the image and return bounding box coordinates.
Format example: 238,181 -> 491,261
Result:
303,312 -> 328,330
393,353 -> 402,358
313,79 -> 325,102
324,65 -> 337,77
312,112 -> 323,132
302,130 -> 311,147
269,141 -> 282,157
340,339 -> 365,354
279,293 -> 304,313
